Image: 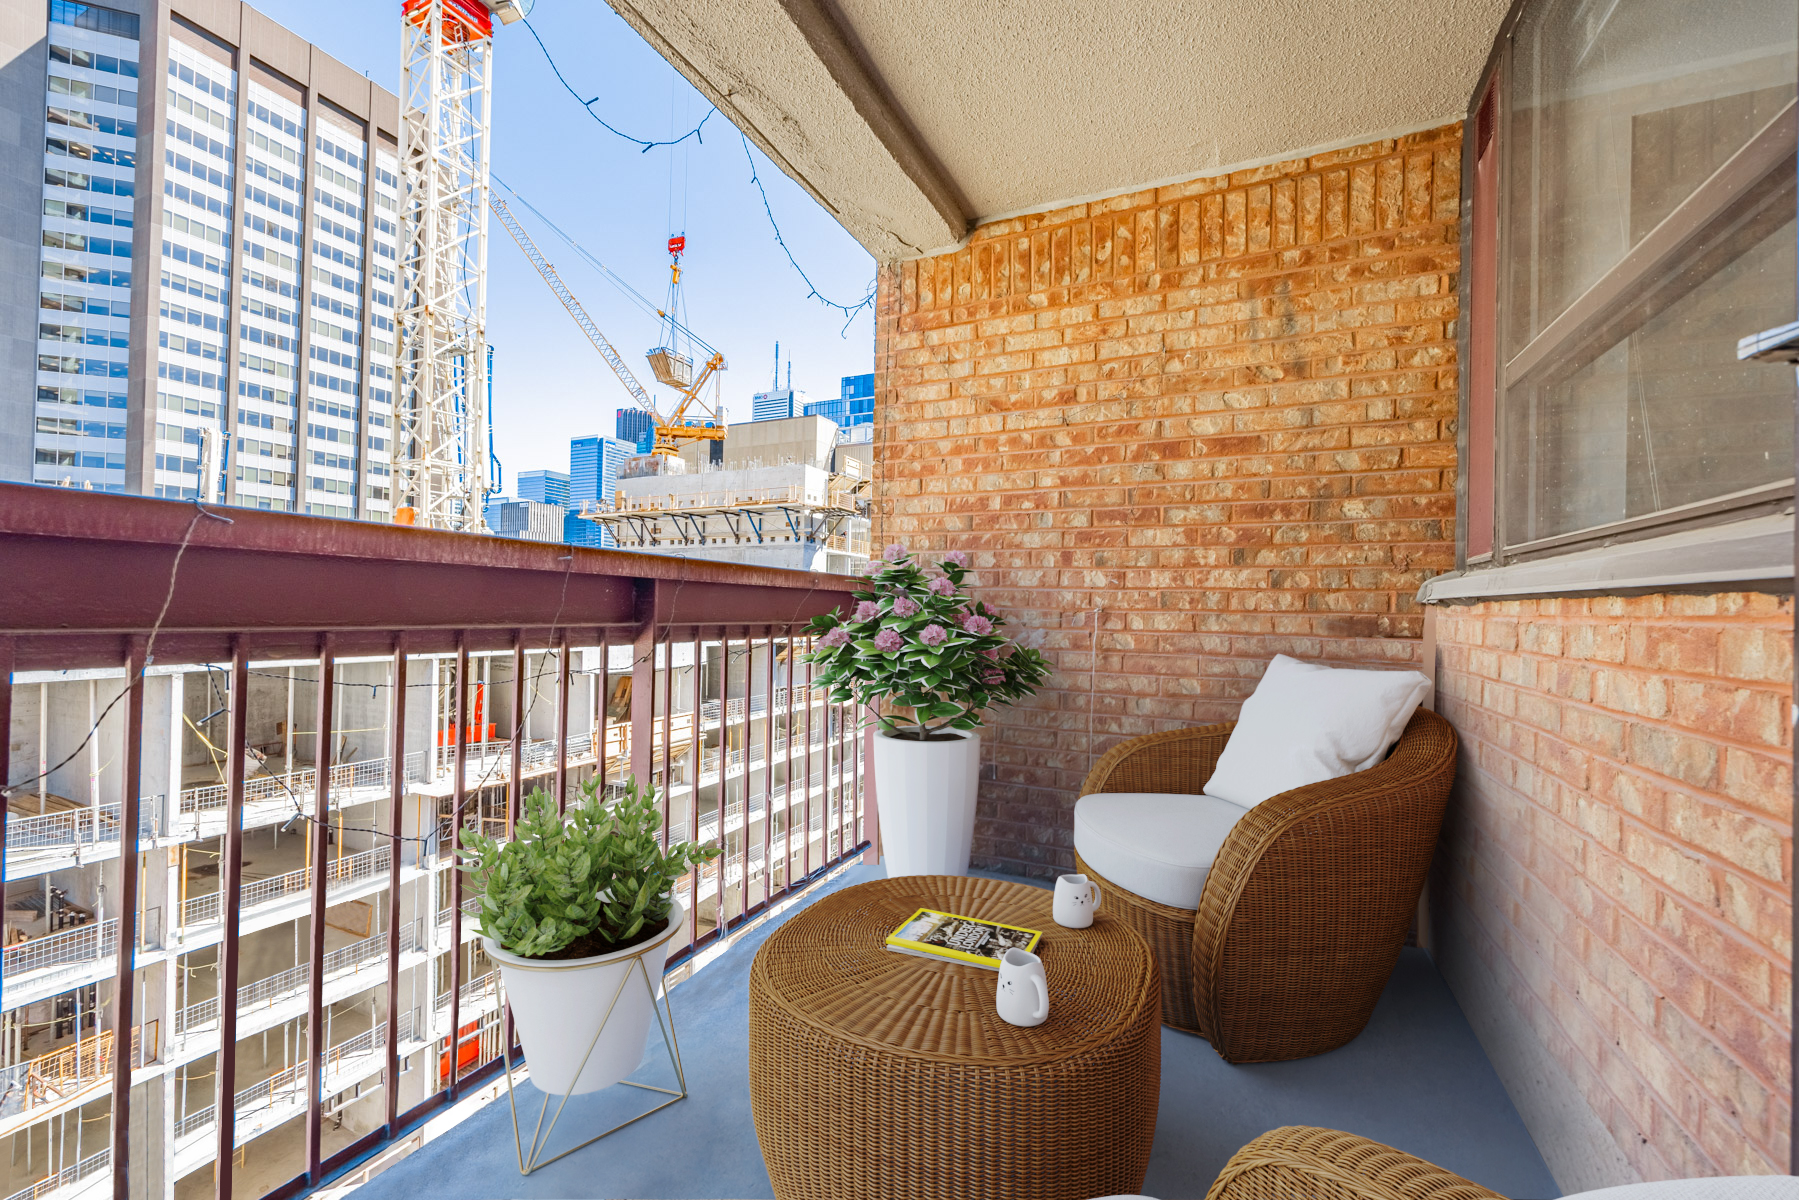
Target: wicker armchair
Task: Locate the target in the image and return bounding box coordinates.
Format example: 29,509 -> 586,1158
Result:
1075,708 -> 1458,1063
1205,1127 -> 1505,1200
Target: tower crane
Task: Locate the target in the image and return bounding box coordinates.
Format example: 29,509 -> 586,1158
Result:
488,192 -> 727,457
392,0 -> 525,531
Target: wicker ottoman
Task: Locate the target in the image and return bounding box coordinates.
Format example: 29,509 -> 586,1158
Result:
748,875 -> 1162,1200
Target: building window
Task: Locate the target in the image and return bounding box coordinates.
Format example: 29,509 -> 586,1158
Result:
49,0 -> 140,40
1465,0 -> 1796,565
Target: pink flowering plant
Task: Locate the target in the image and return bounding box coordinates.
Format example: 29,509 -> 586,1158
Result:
805,545 -> 1051,739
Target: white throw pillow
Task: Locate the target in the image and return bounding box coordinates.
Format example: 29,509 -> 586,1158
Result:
1204,654 -> 1432,808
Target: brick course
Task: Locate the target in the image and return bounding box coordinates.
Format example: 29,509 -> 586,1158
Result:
871,125 -> 1463,875
1434,595 -> 1793,1179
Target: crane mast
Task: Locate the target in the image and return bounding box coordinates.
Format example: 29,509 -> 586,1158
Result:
393,0 -> 520,531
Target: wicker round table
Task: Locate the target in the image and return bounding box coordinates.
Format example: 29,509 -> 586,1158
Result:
748,874 -> 1162,1200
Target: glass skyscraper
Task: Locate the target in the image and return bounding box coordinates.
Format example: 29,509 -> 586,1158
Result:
11,0 -> 402,521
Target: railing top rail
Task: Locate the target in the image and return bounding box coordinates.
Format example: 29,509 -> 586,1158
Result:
0,483 -> 859,669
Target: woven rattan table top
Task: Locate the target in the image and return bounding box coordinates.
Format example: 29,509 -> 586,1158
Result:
752,874 -> 1157,1065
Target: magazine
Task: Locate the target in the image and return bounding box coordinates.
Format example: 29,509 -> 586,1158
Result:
885,907 -> 1043,970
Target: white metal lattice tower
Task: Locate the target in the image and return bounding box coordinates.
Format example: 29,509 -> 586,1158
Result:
394,0 -> 516,531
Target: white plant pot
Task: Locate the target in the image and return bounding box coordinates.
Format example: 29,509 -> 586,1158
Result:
483,897 -> 683,1097
872,728 -> 981,877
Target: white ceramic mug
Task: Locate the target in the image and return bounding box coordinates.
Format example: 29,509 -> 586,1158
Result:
995,947 -> 1049,1027
1053,873 -> 1102,928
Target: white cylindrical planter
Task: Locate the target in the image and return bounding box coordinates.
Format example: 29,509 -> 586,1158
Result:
485,898 -> 684,1097
872,729 -> 981,877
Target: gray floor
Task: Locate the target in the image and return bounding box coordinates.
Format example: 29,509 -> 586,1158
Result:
346,863 -> 1558,1200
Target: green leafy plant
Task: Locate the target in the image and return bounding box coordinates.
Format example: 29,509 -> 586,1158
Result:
805,544 -> 1052,739
459,775 -> 721,960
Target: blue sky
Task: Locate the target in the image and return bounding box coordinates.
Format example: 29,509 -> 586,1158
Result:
243,0 -> 877,486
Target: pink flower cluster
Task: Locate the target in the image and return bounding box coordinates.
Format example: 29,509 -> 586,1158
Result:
882,543 -> 907,562
982,669 -> 1005,686
926,576 -> 956,596
873,629 -> 903,652
852,600 -> 881,623
817,626 -> 850,649
943,550 -> 968,567
890,596 -> 920,618
960,613 -> 993,636
918,624 -> 949,647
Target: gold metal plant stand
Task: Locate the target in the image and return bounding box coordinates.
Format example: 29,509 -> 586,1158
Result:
500,942 -> 688,1176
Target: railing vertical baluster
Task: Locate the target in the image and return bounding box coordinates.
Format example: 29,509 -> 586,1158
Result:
686,631 -> 701,949
836,693 -> 847,860
738,628 -> 753,924
214,640 -> 249,1200
783,631 -> 797,888
660,630 -> 673,849
448,636 -> 469,1100
0,637 -> 12,1023
110,636 -> 144,1200
803,636 -> 815,881
505,634 -> 524,1063
384,638 -> 406,1132
762,626 -> 775,908
862,703 -> 879,865
508,635 -> 524,831
553,633 -> 570,812
630,587 -> 655,793
305,634 -> 335,1182
594,633 -> 609,803
718,631 -> 731,936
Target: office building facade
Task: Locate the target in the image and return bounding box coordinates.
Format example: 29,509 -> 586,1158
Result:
6,0 -> 401,520
516,467 -> 567,507
614,405 -> 651,453
801,373 -> 873,430
749,384 -> 810,423
567,433 -> 631,548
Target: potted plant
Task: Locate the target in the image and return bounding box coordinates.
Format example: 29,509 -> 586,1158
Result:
460,776 -> 720,1098
805,544 -> 1051,876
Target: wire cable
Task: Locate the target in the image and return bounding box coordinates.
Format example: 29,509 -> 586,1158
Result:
739,134 -> 875,332
523,17 -> 714,154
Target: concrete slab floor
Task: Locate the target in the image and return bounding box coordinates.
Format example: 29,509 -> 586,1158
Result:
339,863 -> 1558,1200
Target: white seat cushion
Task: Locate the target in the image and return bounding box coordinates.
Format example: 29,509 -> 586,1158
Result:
1205,654 -> 1433,809
1566,1180 -> 1799,1200
1073,792 -> 1251,911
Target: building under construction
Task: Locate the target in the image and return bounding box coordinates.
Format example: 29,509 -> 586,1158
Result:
582,415 -> 871,573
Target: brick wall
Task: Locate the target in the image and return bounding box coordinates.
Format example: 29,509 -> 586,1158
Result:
871,124 -> 1463,876
1433,595 -> 1793,1179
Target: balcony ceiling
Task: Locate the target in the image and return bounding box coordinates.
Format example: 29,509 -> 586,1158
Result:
606,0 -> 1510,259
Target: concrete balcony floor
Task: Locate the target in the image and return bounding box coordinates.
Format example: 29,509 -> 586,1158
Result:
343,863 -> 1559,1200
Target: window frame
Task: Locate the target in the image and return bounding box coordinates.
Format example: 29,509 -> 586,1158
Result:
1455,1 -> 1798,584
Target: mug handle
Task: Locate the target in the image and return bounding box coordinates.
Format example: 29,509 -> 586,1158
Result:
1030,973 -> 1049,1022
1087,881 -> 1102,911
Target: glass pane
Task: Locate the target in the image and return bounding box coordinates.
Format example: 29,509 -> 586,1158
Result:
1504,215 -> 1796,543
1503,0 -> 1796,355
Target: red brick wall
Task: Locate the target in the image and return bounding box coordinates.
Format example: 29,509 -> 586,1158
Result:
871,125 -> 1463,876
1433,596 -> 1793,1178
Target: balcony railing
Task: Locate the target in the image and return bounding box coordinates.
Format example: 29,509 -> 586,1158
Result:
1,1148 -> 109,1200
0,483 -> 871,1199
173,1012 -> 416,1145
180,845 -> 391,928
0,1026 -> 143,1119
180,755 -> 422,816
176,923 -> 420,1036
5,802 -> 157,854
1,919 -> 117,982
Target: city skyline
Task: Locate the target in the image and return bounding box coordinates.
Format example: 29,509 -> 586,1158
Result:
229,0 -> 877,494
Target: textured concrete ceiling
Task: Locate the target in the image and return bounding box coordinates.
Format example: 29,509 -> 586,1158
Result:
605,0 -> 1510,260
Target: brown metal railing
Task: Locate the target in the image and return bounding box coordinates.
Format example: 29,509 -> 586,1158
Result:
0,483 -> 874,1200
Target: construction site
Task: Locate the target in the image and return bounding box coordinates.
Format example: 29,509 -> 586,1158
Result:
0,639 -> 855,1200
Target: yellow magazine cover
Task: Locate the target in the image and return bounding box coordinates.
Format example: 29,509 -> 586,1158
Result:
885,907 -> 1043,970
